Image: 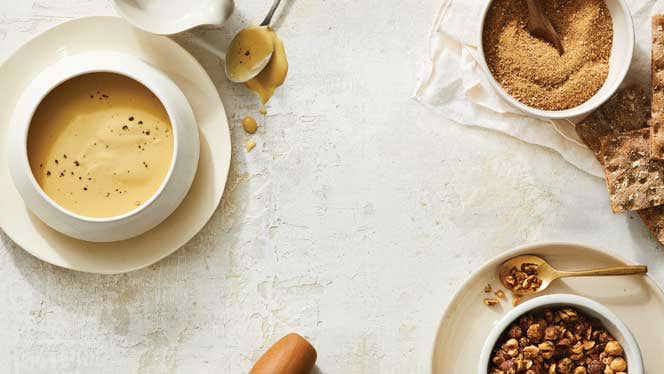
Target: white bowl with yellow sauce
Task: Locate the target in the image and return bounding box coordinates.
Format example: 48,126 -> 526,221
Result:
7,52 -> 199,242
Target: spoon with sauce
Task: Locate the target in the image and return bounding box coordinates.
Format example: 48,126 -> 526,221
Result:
499,255 -> 648,296
525,0 -> 564,55
225,0 -> 284,83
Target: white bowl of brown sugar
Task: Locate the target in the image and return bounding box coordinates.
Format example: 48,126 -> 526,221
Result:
478,0 -> 634,120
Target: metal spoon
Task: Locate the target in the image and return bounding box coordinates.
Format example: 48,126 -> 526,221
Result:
225,0 -> 283,83
499,255 -> 648,296
525,0 -> 564,55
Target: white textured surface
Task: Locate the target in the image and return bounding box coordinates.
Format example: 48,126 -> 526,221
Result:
1,1 -> 663,373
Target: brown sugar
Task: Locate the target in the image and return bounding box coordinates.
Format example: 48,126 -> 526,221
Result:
483,0 -> 613,111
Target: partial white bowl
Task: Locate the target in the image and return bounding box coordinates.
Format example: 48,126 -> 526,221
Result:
477,0 -> 634,120
478,294 -> 644,374
112,0 -> 234,35
7,51 -> 200,242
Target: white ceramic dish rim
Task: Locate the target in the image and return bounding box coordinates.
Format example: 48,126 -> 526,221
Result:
111,0 -> 234,35
477,294 -> 644,374
429,241 -> 662,373
12,54 -> 182,223
476,0 -> 635,120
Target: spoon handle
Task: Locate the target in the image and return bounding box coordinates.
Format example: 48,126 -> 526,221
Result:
559,265 -> 648,278
260,0 -> 283,26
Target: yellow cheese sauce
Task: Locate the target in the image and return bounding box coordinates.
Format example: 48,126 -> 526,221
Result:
27,73 -> 173,218
245,28 -> 288,104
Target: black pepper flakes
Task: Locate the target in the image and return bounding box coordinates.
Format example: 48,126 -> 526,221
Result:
46,171 -> 51,176
129,116 -> 134,121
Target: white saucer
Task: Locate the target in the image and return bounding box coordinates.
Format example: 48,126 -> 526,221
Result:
0,16 -> 231,274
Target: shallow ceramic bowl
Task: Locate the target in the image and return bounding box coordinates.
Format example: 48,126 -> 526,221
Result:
7,52 -> 199,242
477,0 -> 634,120
478,294 -> 644,374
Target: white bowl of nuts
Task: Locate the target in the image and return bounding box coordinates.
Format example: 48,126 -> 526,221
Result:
479,294 -> 643,374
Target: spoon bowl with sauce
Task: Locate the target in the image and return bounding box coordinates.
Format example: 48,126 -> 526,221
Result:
225,0 -> 288,106
499,255 -> 648,295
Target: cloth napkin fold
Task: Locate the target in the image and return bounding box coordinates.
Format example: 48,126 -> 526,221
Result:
415,0 -> 664,178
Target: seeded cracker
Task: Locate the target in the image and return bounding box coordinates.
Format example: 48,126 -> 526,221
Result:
651,16 -> 664,159
576,86 -> 650,159
599,128 -> 664,212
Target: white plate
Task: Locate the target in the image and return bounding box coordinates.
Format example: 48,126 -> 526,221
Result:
430,242 -> 664,373
0,16 -> 231,274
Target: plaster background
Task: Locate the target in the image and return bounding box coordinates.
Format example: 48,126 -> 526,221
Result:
1,1 -> 663,373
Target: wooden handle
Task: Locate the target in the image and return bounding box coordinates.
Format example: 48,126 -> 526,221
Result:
250,333 -> 317,374
559,265 -> 648,278
525,0 -> 564,54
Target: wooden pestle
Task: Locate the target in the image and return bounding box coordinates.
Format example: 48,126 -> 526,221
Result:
250,333 -> 317,374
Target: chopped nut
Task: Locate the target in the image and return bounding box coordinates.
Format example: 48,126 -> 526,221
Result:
502,263 -> 543,293
495,289 -> 505,298
484,298 -> 500,306
484,284 -> 493,293
244,139 -> 257,152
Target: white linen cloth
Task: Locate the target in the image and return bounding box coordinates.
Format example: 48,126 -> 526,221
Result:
415,0 -> 664,178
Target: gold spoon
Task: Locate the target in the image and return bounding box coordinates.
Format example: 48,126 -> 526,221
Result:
499,255 -> 648,296
525,0 -> 564,55
225,0 -> 283,83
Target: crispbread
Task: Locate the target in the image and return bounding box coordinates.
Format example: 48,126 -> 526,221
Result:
639,205 -> 664,243
651,16 -> 664,159
576,86 -> 650,158
599,128 -> 664,212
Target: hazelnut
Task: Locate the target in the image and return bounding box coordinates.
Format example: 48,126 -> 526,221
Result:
544,326 -> 558,340
597,331 -> 611,343
508,326 -> 523,339
503,338 -> 519,357
587,360 -> 604,374
573,367 -> 587,374
609,357 -> 626,372
538,341 -> 555,359
557,338 -> 571,348
523,345 -> 539,359
604,341 -> 623,356
499,359 -> 516,372
492,350 -> 507,366
557,357 -> 573,373
527,324 -> 543,342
